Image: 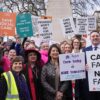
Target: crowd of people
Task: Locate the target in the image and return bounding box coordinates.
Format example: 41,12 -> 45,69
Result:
0,30 -> 100,100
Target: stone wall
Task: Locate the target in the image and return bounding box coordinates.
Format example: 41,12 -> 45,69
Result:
46,0 -> 73,42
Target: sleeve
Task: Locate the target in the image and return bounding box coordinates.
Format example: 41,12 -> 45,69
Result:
59,81 -> 69,93
0,76 -> 7,99
41,65 -> 56,94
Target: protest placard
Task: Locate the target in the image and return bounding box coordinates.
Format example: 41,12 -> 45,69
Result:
31,15 -> 40,35
0,12 -> 16,36
60,17 -> 76,37
16,13 -> 33,38
37,18 -> 52,41
76,17 -> 88,34
88,16 -> 96,32
59,53 -> 86,81
86,51 -> 100,91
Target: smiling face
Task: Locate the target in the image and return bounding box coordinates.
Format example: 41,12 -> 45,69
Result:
73,38 -> 80,49
50,47 -> 59,60
90,32 -> 100,46
65,44 -> 72,53
8,49 -> 16,60
28,52 -> 37,63
41,42 -> 49,51
12,61 -> 23,73
60,43 -> 65,53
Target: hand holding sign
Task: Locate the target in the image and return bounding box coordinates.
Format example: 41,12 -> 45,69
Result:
85,64 -> 90,71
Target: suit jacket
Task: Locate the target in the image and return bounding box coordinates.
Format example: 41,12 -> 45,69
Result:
80,45 -> 100,100
83,45 -> 93,51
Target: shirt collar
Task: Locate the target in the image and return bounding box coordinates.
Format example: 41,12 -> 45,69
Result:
92,44 -> 100,50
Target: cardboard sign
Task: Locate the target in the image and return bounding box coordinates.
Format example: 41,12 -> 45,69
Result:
59,53 -> 86,81
0,12 -> 16,36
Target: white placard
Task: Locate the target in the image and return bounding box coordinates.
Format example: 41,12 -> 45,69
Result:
31,16 -> 40,33
60,17 -> 76,37
59,53 -> 86,81
37,18 -> 52,41
76,17 -> 88,34
86,51 -> 100,91
88,16 -> 96,31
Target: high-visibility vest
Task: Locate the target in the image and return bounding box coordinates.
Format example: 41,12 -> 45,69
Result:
2,71 -> 19,100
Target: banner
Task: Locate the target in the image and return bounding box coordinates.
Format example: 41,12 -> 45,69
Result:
59,53 -> 86,81
86,51 -> 100,91
16,13 -> 33,38
0,12 -> 16,36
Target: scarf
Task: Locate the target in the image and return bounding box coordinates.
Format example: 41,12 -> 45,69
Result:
28,66 -> 36,100
12,71 -> 31,100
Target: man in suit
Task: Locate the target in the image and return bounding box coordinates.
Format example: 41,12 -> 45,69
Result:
80,30 -> 100,100
85,30 -> 100,51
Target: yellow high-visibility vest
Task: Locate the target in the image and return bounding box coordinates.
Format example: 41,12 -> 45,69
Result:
2,71 -> 19,100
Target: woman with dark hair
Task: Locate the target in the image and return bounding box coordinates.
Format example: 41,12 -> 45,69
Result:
23,49 -> 44,100
41,44 -> 69,100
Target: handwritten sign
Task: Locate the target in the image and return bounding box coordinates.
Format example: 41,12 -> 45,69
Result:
88,16 -> 96,31
76,17 -> 88,34
60,17 -> 76,36
37,18 -> 52,41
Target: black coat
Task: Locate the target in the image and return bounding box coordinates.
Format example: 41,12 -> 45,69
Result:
23,63 -> 43,100
66,80 -> 80,98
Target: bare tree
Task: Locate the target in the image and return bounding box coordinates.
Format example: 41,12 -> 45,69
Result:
2,0 -> 46,16
71,0 -> 100,16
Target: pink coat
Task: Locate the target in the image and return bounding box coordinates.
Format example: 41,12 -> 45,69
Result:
40,50 -> 48,64
2,56 -> 11,72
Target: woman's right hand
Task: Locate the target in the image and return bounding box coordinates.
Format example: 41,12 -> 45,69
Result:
55,91 -> 63,100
